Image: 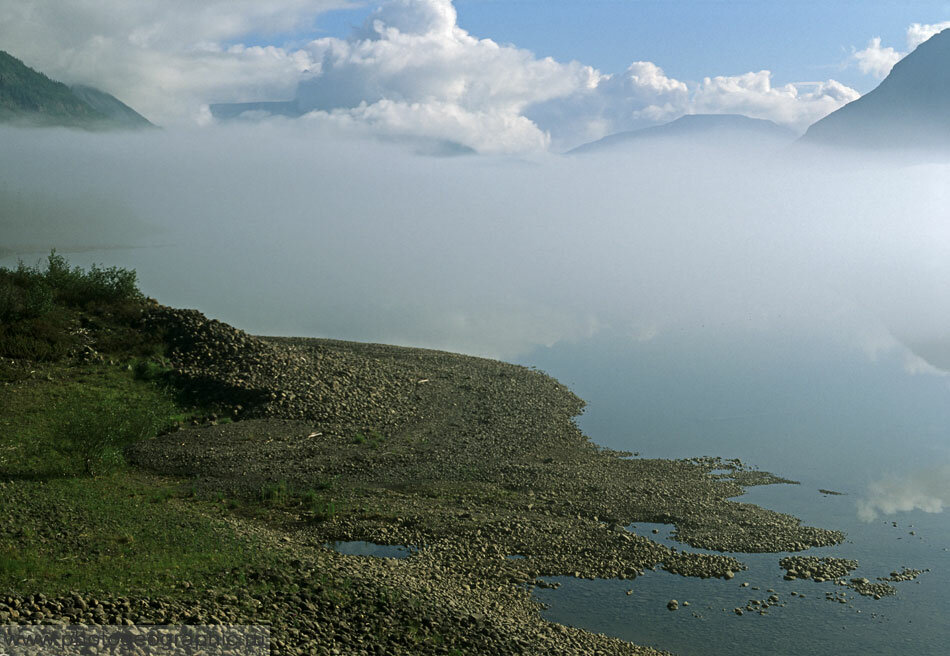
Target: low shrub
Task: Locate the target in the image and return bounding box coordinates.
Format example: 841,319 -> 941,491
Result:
0,250 -> 143,321
302,490 -> 338,520
259,480 -> 289,505
0,251 -> 152,361
42,250 -> 143,308
0,268 -> 53,322
132,358 -> 173,382
0,324 -> 75,360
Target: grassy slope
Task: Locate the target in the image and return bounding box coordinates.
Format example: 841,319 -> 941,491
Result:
0,362 -> 278,595
0,254 -> 283,597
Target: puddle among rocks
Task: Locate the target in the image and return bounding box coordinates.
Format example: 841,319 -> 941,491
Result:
326,541 -> 414,559
626,522 -> 678,548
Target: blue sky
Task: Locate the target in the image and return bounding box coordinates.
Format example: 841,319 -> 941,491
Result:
312,0 -> 950,93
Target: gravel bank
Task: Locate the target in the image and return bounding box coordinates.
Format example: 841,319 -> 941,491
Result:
9,306 -> 851,654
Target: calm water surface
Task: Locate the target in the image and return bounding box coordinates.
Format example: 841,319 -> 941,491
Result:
518,332 -> 950,655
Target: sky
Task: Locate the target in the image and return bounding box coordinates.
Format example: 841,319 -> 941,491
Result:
1,0 -> 948,152
319,1 -> 950,90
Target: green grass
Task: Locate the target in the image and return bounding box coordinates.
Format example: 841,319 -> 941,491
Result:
0,257 -> 495,653
241,481 -> 341,522
259,480 -> 290,506
0,247 -> 287,598
0,362 -> 180,478
0,252 -> 350,604
131,358 -> 175,383
52,393 -> 167,476
0,473 -> 278,596
302,490 -> 340,521
351,429 -> 386,450
0,356 -> 296,597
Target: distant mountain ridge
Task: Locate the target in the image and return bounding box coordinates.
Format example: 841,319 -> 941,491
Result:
569,114 -> 795,155
801,28 -> 950,150
209,100 -> 302,120
0,50 -> 153,129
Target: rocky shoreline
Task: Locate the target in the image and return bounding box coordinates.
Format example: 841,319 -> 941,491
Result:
4,305 -> 854,655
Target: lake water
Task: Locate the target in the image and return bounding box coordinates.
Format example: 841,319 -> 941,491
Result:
517,331 -> 950,655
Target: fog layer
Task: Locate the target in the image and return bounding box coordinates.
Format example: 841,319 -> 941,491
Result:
1,124 -> 949,362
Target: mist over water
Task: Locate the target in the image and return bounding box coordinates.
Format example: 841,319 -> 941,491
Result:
3,124 -> 949,355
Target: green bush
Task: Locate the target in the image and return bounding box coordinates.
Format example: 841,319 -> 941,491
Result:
0,250 -> 143,319
43,250 -> 143,307
0,270 -> 53,322
132,358 -> 173,382
0,309 -> 76,360
0,251 -> 151,362
301,490 -> 338,520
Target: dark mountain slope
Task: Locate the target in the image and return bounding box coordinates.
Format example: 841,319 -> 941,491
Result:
801,29 -> 950,150
0,50 -> 152,128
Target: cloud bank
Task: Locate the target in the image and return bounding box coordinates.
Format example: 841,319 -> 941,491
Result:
293,0 -> 600,153
0,0 -> 861,151
691,73 -> 858,133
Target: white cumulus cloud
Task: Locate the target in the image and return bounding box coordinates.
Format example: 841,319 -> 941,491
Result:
691,71 -> 858,134
302,99 -> 552,153
852,37 -> 902,78
527,61 -> 691,149
906,21 -> 950,49
293,0 -> 599,153
299,2 -> 860,148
